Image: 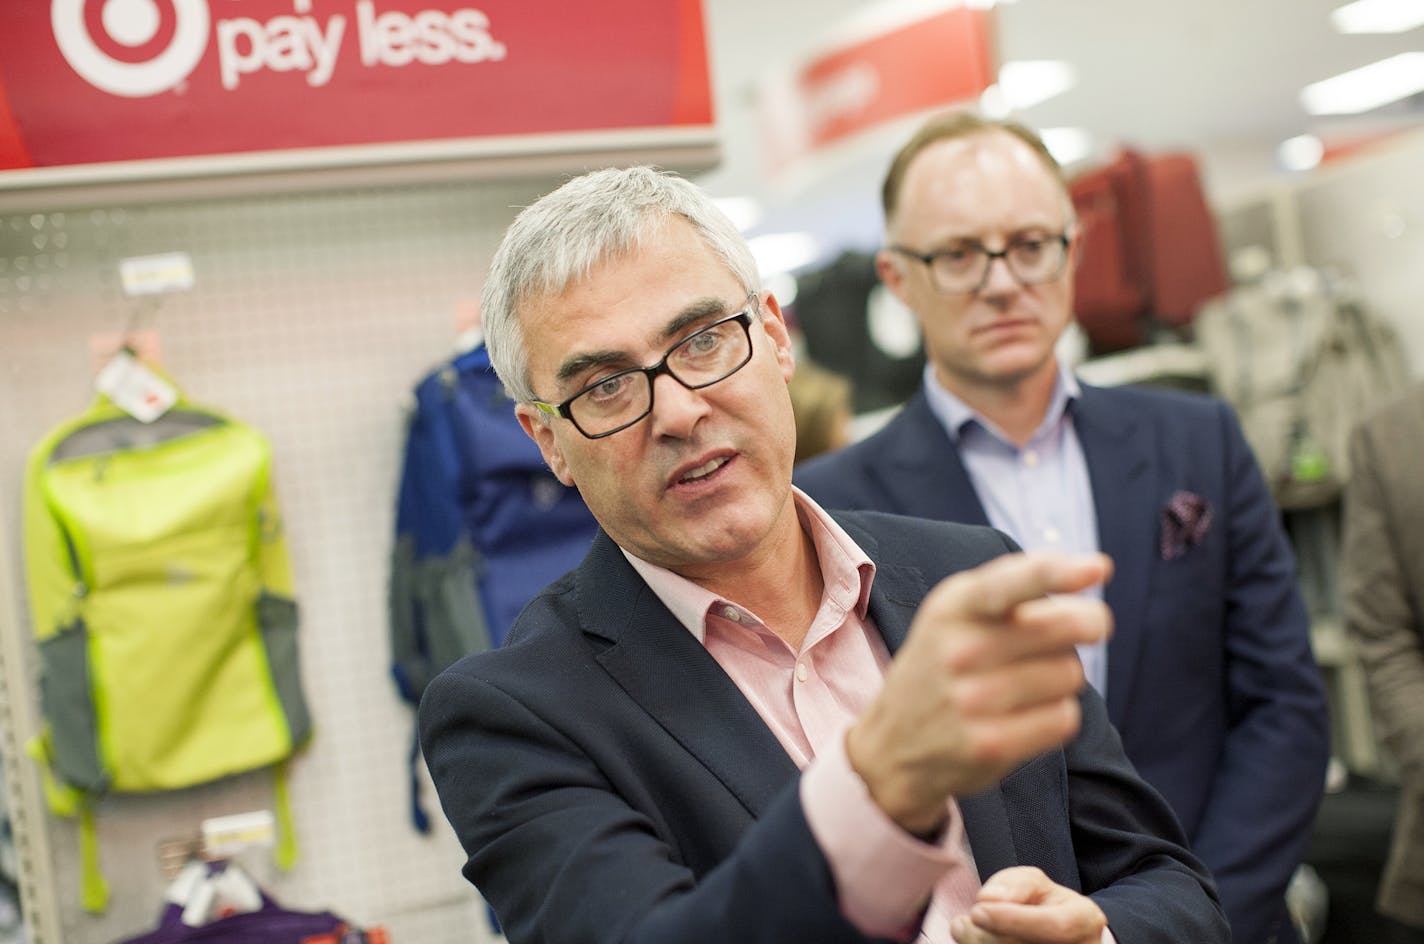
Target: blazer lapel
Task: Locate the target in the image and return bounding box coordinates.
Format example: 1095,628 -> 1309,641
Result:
960,790 -> 1019,880
580,517 -> 1027,870
853,523 -> 923,654
852,521 -> 1018,879
874,392 -> 993,527
1073,385 -> 1156,721
576,533 -> 799,820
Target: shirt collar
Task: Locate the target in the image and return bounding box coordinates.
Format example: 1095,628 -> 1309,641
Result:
622,487 -> 876,644
922,360 -> 1081,446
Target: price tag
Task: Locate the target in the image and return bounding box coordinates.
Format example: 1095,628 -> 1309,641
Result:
202,809 -> 276,859
119,252 -> 195,296
94,349 -> 177,423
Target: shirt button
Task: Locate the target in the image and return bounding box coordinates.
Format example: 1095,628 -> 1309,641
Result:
795,663 -> 808,683
721,605 -> 741,622
1023,450 -> 1039,467
1044,527 -> 1061,543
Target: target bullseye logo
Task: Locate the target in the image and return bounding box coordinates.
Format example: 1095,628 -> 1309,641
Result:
52,0 -> 210,97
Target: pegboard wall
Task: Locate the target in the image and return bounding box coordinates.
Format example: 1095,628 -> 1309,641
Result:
0,175 -> 558,943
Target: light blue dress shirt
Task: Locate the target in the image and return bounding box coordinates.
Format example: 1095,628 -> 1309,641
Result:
921,363 -> 1107,695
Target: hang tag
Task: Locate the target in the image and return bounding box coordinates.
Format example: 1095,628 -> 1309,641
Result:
119,252 -> 195,297
95,349 -> 177,423
202,809 -> 276,859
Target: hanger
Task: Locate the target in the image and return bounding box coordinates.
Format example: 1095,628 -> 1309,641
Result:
108,295 -> 162,361
92,296 -> 180,423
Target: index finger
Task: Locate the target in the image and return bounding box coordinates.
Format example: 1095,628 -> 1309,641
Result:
940,551 -> 1113,620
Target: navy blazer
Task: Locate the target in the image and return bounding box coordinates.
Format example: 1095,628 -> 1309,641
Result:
420,511 -> 1227,944
797,383 -> 1330,944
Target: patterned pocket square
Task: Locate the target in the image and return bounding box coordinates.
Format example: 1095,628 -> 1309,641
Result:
1160,491 -> 1212,561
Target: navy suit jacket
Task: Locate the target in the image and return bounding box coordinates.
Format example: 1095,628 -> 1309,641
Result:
797,383 -> 1330,944
420,511 -> 1227,944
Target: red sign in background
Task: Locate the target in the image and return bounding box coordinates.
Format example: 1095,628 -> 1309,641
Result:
760,4 -> 996,179
0,0 -> 712,171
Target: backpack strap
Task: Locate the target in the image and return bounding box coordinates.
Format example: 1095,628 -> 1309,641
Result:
273,759 -> 299,870
408,722 -> 431,834
25,732 -> 110,911
30,730 -> 300,911
78,801 -> 110,912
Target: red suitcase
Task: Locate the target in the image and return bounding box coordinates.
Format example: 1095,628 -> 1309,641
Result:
1068,148 -> 1228,353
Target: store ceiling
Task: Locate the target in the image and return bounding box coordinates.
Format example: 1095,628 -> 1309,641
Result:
698,0 -> 1424,261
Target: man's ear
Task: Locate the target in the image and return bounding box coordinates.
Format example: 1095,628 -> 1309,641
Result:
759,291 -> 797,382
875,249 -> 912,308
1067,224 -> 1085,272
516,404 -> 575,486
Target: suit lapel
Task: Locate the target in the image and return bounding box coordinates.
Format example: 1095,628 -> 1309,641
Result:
874,393 -> 992,527
1073,385 -> 1157,721
851,521 -> 921,653
580,517 -> 1028,870
576,533 -> 799,820
851,521 -> 1019,879
960,790 -> 1019,880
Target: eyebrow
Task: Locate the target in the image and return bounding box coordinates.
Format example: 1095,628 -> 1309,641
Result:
930,223 -> 1066,249
552,296 -> 736,389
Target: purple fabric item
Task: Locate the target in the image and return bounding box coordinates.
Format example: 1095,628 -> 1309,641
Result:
113,893 -> 347,944
1160,490 -> 1213,561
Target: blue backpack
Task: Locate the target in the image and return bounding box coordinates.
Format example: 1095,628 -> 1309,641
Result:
389,342 -> 599,831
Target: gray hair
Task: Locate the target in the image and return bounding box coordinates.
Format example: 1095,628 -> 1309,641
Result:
481,166 -> 762,404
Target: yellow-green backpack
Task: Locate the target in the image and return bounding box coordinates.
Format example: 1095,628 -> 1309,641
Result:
22,392 -> 311,911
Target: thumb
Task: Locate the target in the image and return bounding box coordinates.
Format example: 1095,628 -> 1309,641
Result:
978,866 -> 1050,903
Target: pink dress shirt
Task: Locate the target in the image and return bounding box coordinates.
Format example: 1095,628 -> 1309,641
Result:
624,488 -> 980,941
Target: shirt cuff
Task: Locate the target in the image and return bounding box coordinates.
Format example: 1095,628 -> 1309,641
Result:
800,730 -> 957,939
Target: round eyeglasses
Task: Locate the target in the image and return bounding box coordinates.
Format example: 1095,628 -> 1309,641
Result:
889,231 -> 1071,295
530,304 -> 757,439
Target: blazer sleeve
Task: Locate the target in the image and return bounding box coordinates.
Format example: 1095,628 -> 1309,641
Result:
1069,689 -> 1229,944
419,665 -> 889,944
1189,401 -> 1331,944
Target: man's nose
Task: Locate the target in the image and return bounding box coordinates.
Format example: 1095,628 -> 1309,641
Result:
647,371 -> 710,438
977,253 -> 1021,296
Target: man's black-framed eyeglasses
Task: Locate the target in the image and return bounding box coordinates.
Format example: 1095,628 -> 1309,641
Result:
530,300 -> 758,439
889,231 -> 1072,295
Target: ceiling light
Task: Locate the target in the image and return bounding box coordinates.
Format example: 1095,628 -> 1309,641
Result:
1330,0 -> 1424,34
1277,134 -> 1325,171
765,272 -> 800,308
1040,127 -> 1093,166
997,60 -> 1078,110
1301,52 -> 1424,114
748,232 -> 822,278
978,84 -> 1011,119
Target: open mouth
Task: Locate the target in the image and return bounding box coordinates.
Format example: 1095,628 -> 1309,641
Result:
677,455 -> 730,485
